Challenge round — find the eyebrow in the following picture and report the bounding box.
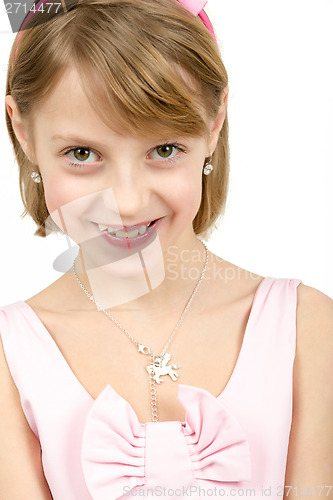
[50,133,187,149]
[51,134,108,149]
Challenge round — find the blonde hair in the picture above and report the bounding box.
[5,0,229,240]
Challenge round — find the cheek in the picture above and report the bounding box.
[167,171,203,219]
[43,182,65,215]
[42,173,91,239]
[43,175,79,214]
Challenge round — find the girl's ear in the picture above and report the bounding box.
[207,85,229,155]
[5,95,36,163]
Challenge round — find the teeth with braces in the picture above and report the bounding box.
[98,223,149,239]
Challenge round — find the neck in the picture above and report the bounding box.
[71,235,209,317]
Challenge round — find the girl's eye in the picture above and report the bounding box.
[149,144,186,163]
[63,143,186,169]
[64,147,100,168]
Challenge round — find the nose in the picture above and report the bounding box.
[102,163,152,219]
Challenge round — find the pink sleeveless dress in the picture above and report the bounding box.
[0,276,302,499]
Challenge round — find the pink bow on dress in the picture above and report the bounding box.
[81,384,251,500]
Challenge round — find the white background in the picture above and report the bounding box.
[0,0,332,305]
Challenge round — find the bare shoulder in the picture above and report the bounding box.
[296,282,333,327]
[284,283,333,496]
[294,281,333,407]
[295,283,333,376]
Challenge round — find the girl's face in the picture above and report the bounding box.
[7,68,227,268]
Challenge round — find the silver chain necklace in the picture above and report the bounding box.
[72,240,209,422]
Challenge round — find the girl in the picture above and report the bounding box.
[1,0,332,499]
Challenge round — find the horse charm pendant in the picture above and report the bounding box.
[146,353,179,383]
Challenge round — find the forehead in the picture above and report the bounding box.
[34,68,110,135]
[32,63,210,142]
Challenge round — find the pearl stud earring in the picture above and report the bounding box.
[31,170,42,183]
[203,154,213,175]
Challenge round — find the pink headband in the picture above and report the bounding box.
[14,0,216,60]
[178,0,217,43]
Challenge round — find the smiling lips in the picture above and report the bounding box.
[97,219,159,239]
